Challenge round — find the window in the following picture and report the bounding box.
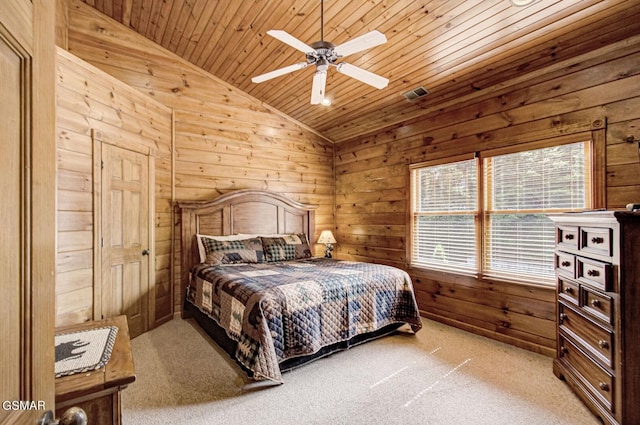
[412,157,478,274]
[410,140,593,285]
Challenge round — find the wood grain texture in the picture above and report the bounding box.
[0,1,57,422]
[56,47,173,328]
[335,43,640,354]
[55,315,135,400]
[177,189,317,315]
[57,0,640,354]
[64,0,335,315]
[550,212,640,425]
[76,0,640,143]
[55,315,135,425]
[100,143,150,338]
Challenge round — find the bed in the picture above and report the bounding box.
[178,189,422,383]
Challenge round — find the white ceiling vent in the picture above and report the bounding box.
[403,86,430,101]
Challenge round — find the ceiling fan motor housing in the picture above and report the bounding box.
[252,20,389,103]
[307,40,339,67]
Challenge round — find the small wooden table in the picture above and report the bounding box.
[55,315,136,425]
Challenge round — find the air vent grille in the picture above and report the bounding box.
[403,86,430,101]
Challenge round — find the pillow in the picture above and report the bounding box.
[261,233,312,262]
[196,234,252,264]
[201,237,265,265]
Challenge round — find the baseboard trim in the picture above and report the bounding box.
[421,311,555,357]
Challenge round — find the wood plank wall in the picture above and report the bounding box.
[62,0,335,317]
[335,35,640,356]
[57,0,639,355]
[56,48,173,327]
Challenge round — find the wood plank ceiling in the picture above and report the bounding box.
[78,0,640,143]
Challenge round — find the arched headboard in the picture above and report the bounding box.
[177,189,317,311]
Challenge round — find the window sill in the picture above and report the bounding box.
[407,264,556,290]
[407,264,478,279]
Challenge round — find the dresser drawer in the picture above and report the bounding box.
[559,336,614,412]
[557,225,579,250]
[556,252,575,279]
[558,279,579,305]
[559,303,613,367]
[576,256,612,292]
[580,226,612,257]
[582,286,614,325]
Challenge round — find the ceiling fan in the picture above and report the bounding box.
[251,0,389,104]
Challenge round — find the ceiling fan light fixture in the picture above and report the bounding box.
[316,58,329,72]
[252,0,389,104]
[311,70,328,104]
[509,0,535,6]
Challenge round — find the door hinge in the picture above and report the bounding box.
[101,237,104,248]
[101,160,104,169]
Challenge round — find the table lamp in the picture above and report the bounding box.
[317,230,337,258]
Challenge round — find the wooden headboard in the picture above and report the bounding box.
[177,189,317,309]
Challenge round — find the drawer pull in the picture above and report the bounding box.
[591,299,601,308]
[598,340,610,350]
[564,287,573,294]
[560,346,568,355]
[564,234,575,240]
[559,313,568,323]
[591,237,605,244]
[587,269,600,277]
[599,382,610,392]
[561,261,571,267]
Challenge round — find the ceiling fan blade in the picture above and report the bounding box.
[252,62,308,83]
[336,62,388,89]
[310,70,327,104]
[267,30,315,54]
[333,30,387,57]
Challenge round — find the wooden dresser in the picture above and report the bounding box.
[55,315,136,425]
[549,211,640,425]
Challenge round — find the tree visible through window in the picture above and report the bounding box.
[410,141,592,285]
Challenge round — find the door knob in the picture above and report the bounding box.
[142,249,150,256]
[39,408,87,425]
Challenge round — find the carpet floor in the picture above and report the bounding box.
[122,317,600,425]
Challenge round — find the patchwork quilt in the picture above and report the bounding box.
[187,258,422,382]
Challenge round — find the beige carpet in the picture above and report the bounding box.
[122,317,600,425]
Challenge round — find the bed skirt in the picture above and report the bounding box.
[184,298,404,380]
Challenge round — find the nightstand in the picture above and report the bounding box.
[55,315,136,425]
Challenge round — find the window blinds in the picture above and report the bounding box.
[483,142,588,282]
[412,159,478,273]
[410,141,590,285]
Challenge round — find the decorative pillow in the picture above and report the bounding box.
[196,234,247,263]
[261,233,312,262]
[201,237,265,265]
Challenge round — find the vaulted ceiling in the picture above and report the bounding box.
[79,0,640,143]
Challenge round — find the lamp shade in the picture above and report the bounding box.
[317,230,337,244]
